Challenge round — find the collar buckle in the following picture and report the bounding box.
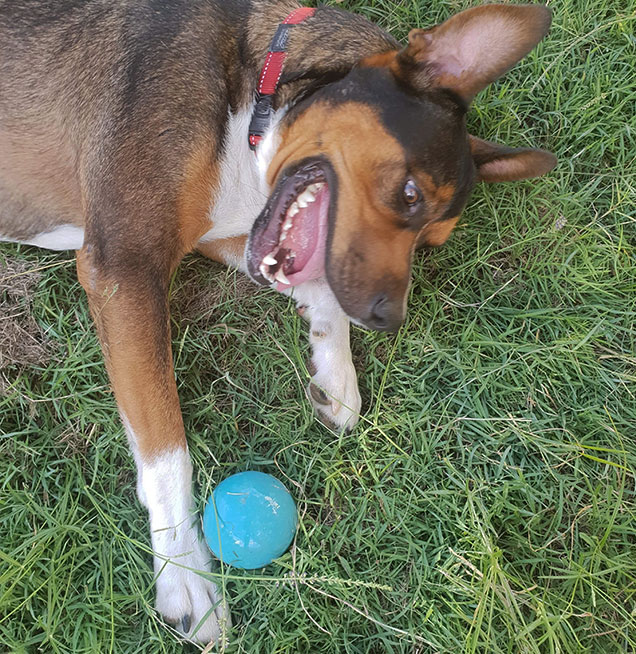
[248,95,273,151]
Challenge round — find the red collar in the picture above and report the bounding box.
[248,7,316,151]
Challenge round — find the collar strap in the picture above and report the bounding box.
[248,7,316,151]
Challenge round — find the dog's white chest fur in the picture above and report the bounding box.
[199,105,282,244]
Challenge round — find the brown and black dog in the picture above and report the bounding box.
[0,0,556,643]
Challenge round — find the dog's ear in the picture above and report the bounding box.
[470,135,556,182]
[396,4,551,102]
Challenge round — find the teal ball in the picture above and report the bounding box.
[203,471,298,569]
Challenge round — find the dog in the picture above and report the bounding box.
[0,0,556,643]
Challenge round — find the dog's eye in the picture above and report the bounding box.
[403,180,422,210]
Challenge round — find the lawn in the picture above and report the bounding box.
[1,0,635,652]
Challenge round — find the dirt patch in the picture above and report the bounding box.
[170,255,263,328]
[0,258,59,393]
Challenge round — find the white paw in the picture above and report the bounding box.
[307,358,361,430]
[154,535,231,644]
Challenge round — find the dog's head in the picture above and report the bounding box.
[247,4,556,331]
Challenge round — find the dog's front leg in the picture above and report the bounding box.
[76,248,229,644]
[286,279,362,430]
[198,236,361,430]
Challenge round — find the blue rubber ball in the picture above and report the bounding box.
[203,471,298,569]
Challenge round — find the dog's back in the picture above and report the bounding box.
[0,0,250,247]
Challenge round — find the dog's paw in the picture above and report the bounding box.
[307,359,361,430]
[154,537,230,644]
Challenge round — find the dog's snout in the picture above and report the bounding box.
[368,293,403,332]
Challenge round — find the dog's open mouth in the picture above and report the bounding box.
[247,161,331,289]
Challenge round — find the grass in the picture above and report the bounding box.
[1,0,635,652]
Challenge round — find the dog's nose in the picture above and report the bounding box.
[367,293,403,332]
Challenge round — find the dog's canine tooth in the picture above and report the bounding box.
[259,263,274,281]
[263,253,277,266]
[275,268,290,285]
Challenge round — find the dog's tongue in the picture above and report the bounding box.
[276,185,330,289]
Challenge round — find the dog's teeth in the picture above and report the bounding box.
[263,253,277,266]
[275,268,290,285]
[282,216,293,231]
[288,202,300,217]
[307,183,322,193]
[279,224,292,246]
[297,189,315,207]
[259,263,274,281]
